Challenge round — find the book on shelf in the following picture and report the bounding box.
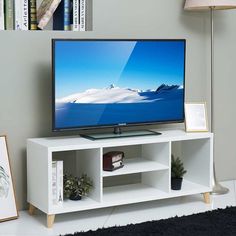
[37,0,61,30]
[80,0,85,31]
[56,160,63,205]
[80,0,92,31]
[15,0,29,30]
[0,0,4,30]
[14,1,21,30]
[53,0,71,31]
[52,160,63,205]
[0,0,92,31]
[36,0,52,30]
[5,0,14,30]
[52,161,57,205]
[73,0,79,31]
[30,0,37,30]
[22,0,29,30]
[85,0,92,31]
[69,0,72,29]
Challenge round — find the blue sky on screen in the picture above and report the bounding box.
[55,40,185,98]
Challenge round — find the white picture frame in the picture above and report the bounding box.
[185,103,208,132]
[0,135,18,222]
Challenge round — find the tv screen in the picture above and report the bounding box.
[52,39,185,131]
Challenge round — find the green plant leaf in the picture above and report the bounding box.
[171,155,187,178]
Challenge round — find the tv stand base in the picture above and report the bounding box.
[27,130,213,228]
[81,129,161,140]
[28,192,211,228]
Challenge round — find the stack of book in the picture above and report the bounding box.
[0,0,92,31]
[52,160,63,205]
[0,0,30,30]
[52,0,92,31]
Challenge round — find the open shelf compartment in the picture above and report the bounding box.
[49,147,103,212]
[103,169,170,205]
[75,148,103,203]
[171,138,213,190]
[102,142,170,177]
[103,183,168,206]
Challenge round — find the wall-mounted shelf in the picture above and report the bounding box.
[0,0,93,32]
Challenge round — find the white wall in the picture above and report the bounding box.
[0,0,235,210]
[213,10,236,181]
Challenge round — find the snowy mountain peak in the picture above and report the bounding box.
[155,84,180,93]
[108,84,116,89]
[56,84,183,104]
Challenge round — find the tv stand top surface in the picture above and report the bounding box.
[27,129,213,151]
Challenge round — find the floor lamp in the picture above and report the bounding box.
[184,0,236,194]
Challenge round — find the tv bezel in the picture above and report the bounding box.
[52,38,186,132]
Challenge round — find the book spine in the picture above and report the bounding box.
[80,0,85,31]
[52,161,57,205]
[37,0,52,20]
[21,0,28,30]
[14,0,22,30]
[0,0,4,30]
[38,0,61,30]
[56,161,63,205]
[52,0,63,30]
[85,0,92,31]
[64,0,70,30]
[4,0,14,30]
[73,0,79,31]
[69,0,72,30]
[30,0,37,30]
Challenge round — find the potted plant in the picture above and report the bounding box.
[171,155,187,190]
[63,174,93,200]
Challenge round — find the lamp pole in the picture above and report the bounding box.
[210,7,229,195]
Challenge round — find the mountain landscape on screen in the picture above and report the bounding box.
[56,84,183,104]
[55,84,184,128]
[57,84,183,104]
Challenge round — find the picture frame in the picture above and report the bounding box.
[185,102,209,132]
[0,135,18,222]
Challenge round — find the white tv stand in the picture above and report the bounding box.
[27,130,213,228]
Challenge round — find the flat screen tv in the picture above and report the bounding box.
[52,39,186,135]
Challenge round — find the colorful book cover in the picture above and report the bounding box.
[22,0,29,30]
[30,0,37,30]
[0,0,4,30]
[73,0,79,31]
[53,0,70,30]
[37,0,61,30]
[80,0,85,31]
[4,0,14,30]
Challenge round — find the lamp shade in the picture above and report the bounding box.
[184,0,236,10]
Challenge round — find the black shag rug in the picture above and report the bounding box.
[63,206,236,236]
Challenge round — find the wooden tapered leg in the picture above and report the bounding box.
[28,203,36,215]
[203,192,211,204]
[47,214,55,228]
